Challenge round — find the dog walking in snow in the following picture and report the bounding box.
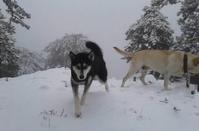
[69,41,109,118]
[113,47,199,90]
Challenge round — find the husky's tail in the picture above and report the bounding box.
[113,47,132,58]
[86,41,103,58]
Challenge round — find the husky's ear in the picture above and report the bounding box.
[69,51,76,60]
[88,51,95,61]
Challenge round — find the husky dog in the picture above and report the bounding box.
[113,47,199,90]
[69,41,109,118]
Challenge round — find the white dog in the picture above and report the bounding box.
[114,47,199,90]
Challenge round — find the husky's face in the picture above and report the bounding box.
[70,51,94,81]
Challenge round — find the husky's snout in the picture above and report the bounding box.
[79,74,85,80]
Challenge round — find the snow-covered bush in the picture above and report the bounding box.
[44,34,88,68]
[16,47,46,75]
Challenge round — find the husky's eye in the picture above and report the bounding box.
[76,64,81,69]
[75,65,81,70]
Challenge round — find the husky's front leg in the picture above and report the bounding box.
[105,82,109,92]
[80,77,92,105]
[71,81,81,118]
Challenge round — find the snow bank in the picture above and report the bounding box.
[0,68,199,131]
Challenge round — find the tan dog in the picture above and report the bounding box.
[113,47,199,90]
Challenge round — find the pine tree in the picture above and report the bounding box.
[0,10,18,77]
[151,0,178,9]
[125,6,174,52]
[0,1,30,78]
[173,0,199,53]
[3,0,31,29]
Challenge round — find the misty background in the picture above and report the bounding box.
[1,0,180,78]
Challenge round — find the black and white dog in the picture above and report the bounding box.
[69,41,109,118]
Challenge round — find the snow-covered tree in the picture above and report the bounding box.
[0,1,30,78]
[151,0,179,9]
[125,6,174,52]
[3,0,31,29]
[173,0,199,53]
[0,10,18,78]
[16,47,46,75]
[44,34,88,68]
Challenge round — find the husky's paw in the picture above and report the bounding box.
[75,112,82,118]
[121,84,125,88]
[191,90,195,95]
[121,85,131,88]
[105,87,109,92]
[161,88,172,91]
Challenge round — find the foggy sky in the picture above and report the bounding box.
[1,0,180,78]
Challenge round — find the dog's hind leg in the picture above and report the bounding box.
[80,77,93,106]
[140,69,148,85]
[163,73,170,90]
[121,65,138,87]
[97,80,109,92]
[185,73,190,88]
[71,82,81,118]
[97,69,109,92]
[100,80,109,92]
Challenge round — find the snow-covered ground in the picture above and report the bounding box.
[0,68,199,131]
